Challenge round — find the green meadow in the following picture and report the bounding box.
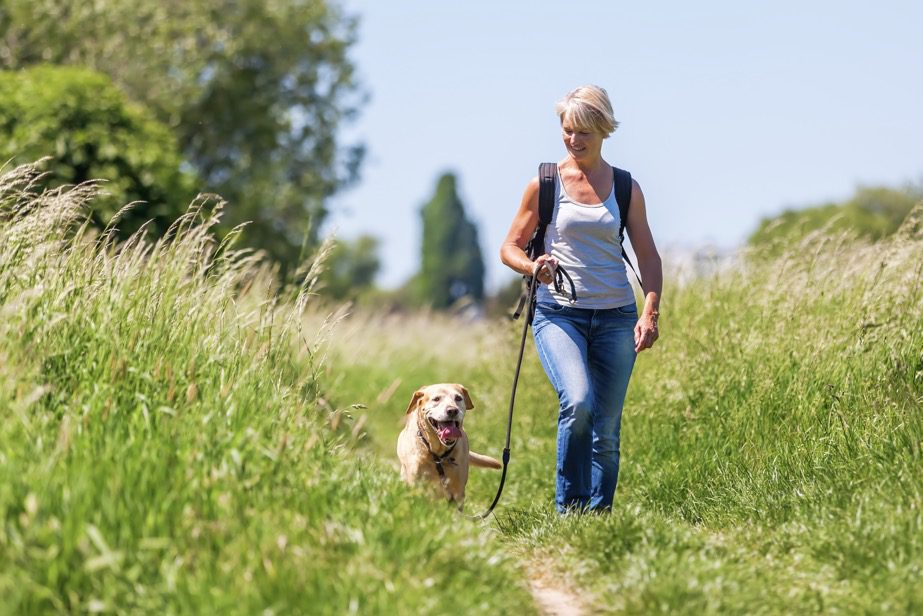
[1,163,921,614]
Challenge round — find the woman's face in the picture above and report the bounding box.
[561,119,603,161]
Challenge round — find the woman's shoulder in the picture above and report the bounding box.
[630,177,644,201]
[522,174,541,198]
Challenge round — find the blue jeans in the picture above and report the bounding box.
[532,301,638,512]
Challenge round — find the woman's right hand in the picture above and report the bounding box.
[532,254,558,285]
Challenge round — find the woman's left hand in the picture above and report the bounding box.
[634,312,659,352]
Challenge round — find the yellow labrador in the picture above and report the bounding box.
[397,383,501,509]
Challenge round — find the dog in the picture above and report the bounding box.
[397,383,501,509]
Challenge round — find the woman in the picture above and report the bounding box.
[500,85,662,513]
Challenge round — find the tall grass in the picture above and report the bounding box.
[4,156,920,613]
[0,163,534,614]
[324,207,923,614]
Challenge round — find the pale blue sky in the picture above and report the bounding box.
[329,1,923,290]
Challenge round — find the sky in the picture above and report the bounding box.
[328,0,923,290]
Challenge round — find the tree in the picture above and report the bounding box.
[0,0,364,270]
[318,235,381,300]
[0,66,196,236]
[416,172,485,309]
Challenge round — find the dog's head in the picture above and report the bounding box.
[405,383,474,446]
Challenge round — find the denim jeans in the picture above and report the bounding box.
[532,301,638,512]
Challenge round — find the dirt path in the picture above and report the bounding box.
[528,572,587,616]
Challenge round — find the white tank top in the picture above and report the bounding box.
[536,170,636,309]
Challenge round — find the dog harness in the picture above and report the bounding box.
[416,427,458,503]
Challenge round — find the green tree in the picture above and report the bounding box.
[0,65,196,236]
[0,0,364,270]
[416,172,485,309]
[319,235,381,300]
[749,184,923,253]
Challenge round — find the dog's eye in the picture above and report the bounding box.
[454,395,463,402]
[432,395,442,402]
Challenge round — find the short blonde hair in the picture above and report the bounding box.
[555,85,619,137]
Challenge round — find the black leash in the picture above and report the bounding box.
[473,265,575,520]
[511,262,577,320]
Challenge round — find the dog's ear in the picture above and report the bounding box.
[455,384,474,410]
[405,390,425,415]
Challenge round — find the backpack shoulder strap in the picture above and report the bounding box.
[538,162,557,226]
[612,166,644,291]
[512,163,558,321]
[612,166,632,241]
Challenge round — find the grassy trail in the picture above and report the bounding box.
[323,211,923,614]
[2,162,921,613]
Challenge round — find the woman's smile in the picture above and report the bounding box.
[562,121,602,158]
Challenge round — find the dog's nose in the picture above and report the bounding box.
[446,407,459,418]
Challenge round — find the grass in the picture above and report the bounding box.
[0,163,534,614]
[3,158,922,613]
[321,209,923,613]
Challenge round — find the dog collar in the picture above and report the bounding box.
[417,428,457,467]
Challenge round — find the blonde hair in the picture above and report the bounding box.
[555,85,619,137]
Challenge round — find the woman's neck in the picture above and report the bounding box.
[564,153,608,177]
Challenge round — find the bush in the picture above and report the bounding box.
[0,65,197,237]
[748,184,923,255]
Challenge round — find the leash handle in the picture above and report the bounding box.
[512,262,577,321]
[551,264,577,306]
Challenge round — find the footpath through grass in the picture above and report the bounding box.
[3,159,921,613]
[323,210,923,614]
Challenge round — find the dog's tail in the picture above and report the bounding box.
[469,451,502,470]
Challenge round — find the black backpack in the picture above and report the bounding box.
[512,162,642,320]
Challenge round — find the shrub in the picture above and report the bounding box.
[0,65,197,237]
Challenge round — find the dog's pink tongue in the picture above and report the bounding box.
[439,424,462,441]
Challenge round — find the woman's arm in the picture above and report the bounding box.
[625,180,663,352]
[500,177,557,284]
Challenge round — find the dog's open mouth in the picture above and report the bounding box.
[428,417,462,443]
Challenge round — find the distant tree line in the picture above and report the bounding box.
[9,0,913,310]
[748,184,923,254]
